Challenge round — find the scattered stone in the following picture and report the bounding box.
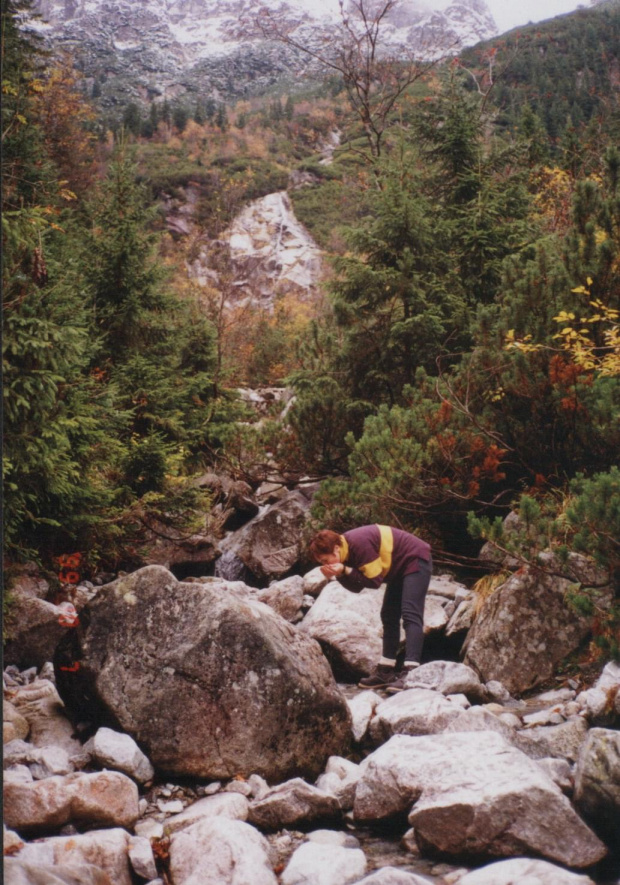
[218,490,310,582]
[128,836,158,880]
[353,870,432,885]
[457,857,596,884]
[348,691,384,743]
[299,582,385,679]
[523,708,565,727]
[169,816,277,885]
[576,662,620,726]
[248,778,340,830]
[306,829,360,848]
[85,727,154,784]
[10,680,82,758]
[422,595,449,633]
[4,771,139,835]
[4,858,114,885]
[303,568,330,597]
[353,732,606,868]
[574,727,620,844]
[134,819,164,841]
[281,841,367,885]
[164,793,249,835]
[157,799,184,814]
[256,576,305,622]
[445,594,476,636]
[4,700,30,744]
[519,715,589,764]
[485,681,511,702]
[316,757,361,811]
[248,773,270,800]
[535,758,574,795]
[401,661,487,702]
[369,688,463,743]
[12,827,133,885]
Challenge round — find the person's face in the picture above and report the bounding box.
[316,548,340,566]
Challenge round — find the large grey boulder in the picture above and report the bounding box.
[353,732,606,868]
[463,565,600,694]
[299,583,384,678]
[4,771,139,835]
[280,842,367,885]
[55,566,350,781]
[218,490,310,581]
[574,727,620,844]
[519,715,589,764]
[458,857,596,884]
[9,828,133,885]
[169,816,277,885]
[248,778,340,829]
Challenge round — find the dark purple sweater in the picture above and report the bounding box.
[338,524,431,593]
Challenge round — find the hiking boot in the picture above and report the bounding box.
[358,665,398,689]
[385,666,418,694]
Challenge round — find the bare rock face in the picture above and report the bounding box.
[353,732,606,868]
[4,700,30,744]
[280,841,367,885]
[54,566,350,781]
[218,491,310,582]
[4,771,139,835]
[463,566,600,694]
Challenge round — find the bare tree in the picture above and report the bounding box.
[254,0,448,161]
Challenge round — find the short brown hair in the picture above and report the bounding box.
[308,530,341,561]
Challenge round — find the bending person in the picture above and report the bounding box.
[309,524,432,692]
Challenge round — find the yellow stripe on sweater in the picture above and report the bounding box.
[360,525,394,580]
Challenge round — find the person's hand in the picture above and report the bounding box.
[320,562,345,579]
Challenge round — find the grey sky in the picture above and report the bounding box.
[484,0,585,33]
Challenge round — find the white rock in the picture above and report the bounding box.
[457,857,596,884]
[281,842,366,885]
[402,661,486,702]
[248,778,340,829]
[427,575,469,600]
[134,819,165,841]
[519,715,589,763]
[164,792,249,835]
[347,690,383,743]
[302,567,330,597]
[445,594,476,636]
[523,708,565,727]
[224,780,253,797]
[574,727,620,843]
[369,688,463,743]
[576,662,620,724]
[422,595,449,633]
[4,765,34,785]
[14,827,133,885]
[4,700,30,744]
[306,829,359,848]
[169,816,277,885]
[497,713,522,729]
[536,758,574,794]
[316,756,361,811]
[353,732,606,868]
[10,680,82,757]
[485,681,511,702]
[129,835,158,880]
[28,745,73,780]
[248,773,270,800]
[446,694,470,709]
[299,583,385,677]
[156,799,184,814]
[85,727,154,784]
[354,868,435,884]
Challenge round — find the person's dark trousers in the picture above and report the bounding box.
[380,557,432,664]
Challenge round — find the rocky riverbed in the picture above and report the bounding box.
[4,538,620,885]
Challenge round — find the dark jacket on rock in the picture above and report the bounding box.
[337,524,431,593]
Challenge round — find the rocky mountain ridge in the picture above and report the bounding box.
[28,0,498,106]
